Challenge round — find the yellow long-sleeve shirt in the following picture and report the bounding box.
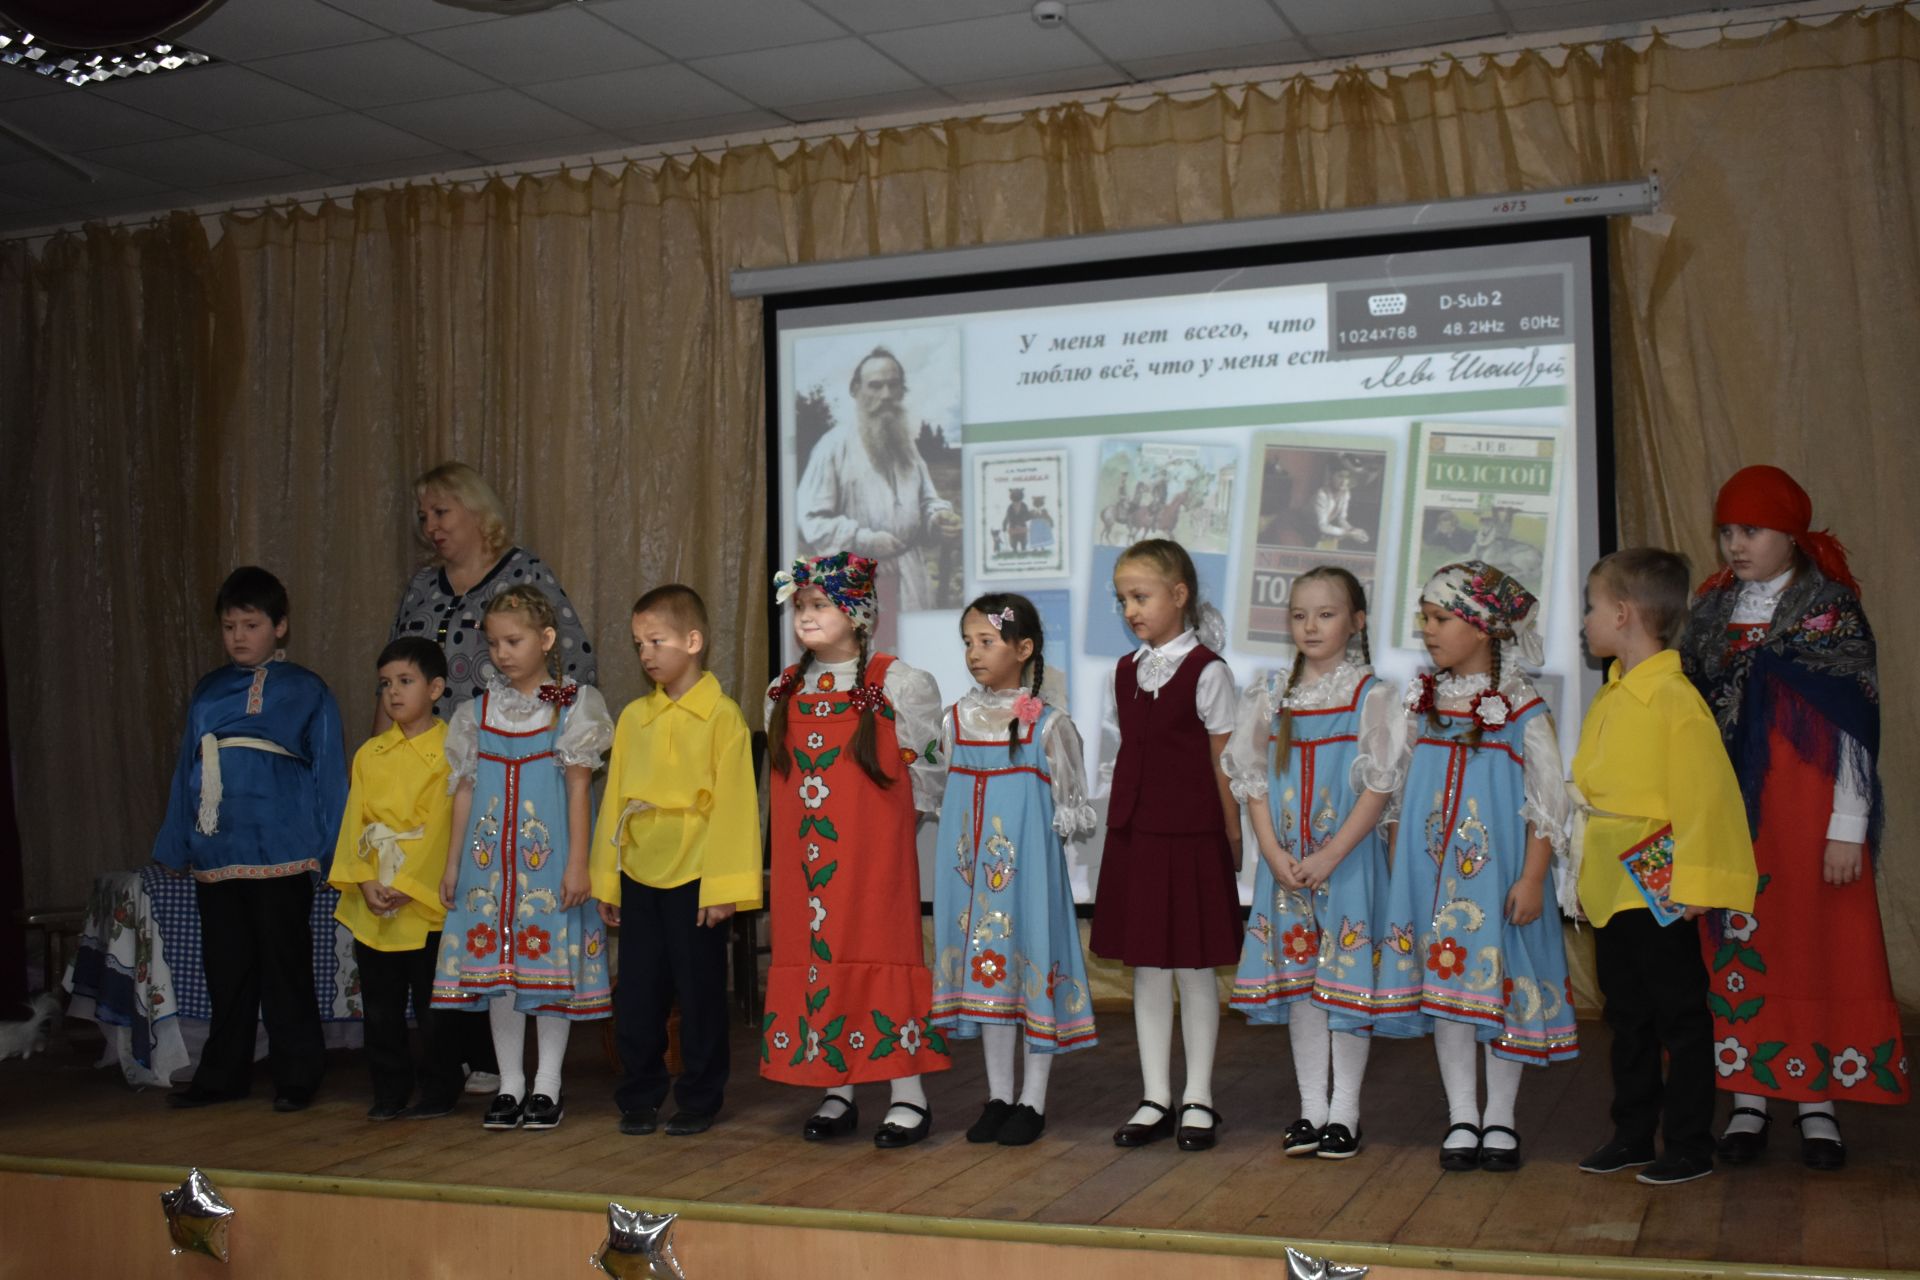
[590,672,763,911]
[1572,650,1757,926]
[328,721,453,951]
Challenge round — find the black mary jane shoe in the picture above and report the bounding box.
[802,1096,858,1142]
[1113,1099,1175,1148]
[483,1093,525,1131]
[1175,1103,1223,1152]
[1282,1118,1323,1157]
[1478,1125,1523,1172]
[873,1102,933,1149]
[1316,1123,1362,1160]
[1794,1114,1846,1171]
[997,1104,1047,1147]
[967,1099,1015,1144]
[1439,1122,1482,1171]
[521,1093,565,1130]
[1716,1106,1770,1164]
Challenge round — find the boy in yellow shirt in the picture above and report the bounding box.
[330,638,465,1121]
[1572,549,1756,1186]
[593,585,762,1137]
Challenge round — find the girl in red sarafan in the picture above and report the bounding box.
[1682,466,1909,1171]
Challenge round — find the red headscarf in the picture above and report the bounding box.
[1701,465,1859,595]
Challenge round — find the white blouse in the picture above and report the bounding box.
[762,655,947,815]
[1107,628,1237,735]
[1221,663,1405,803]
[937,686,1097,840]
[1385,670,1571,858]
[1731,570,1869,843]
[445,679,614,788]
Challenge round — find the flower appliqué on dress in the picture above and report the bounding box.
[465,923,497,958]
[798,774,831,809]
[1469,689,1511,730]
[816,672,837,693]
[1427,936,1466,980]
[1714,1036,1748,1077]
[1281,923,1320,965]
[972,950,1007,988]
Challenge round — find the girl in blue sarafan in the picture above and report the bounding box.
[1375,561,1575,1174]
[931,593,1099,1149]
[1221,567,1402,1161]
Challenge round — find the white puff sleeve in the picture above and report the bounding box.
[1042,711,1097,840]
[1195,659,1238,736]
[554,685,615,771]
[1520,711,1571,857]
[1221,676,1278,802]
[884,660,947,815]
[444,700,480,792]
[1350,680,1409,796]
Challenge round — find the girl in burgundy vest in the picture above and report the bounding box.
[1090,539,1243,1151]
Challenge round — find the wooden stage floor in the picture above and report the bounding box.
[6,1012,1917,1274]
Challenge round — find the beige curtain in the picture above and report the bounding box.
[2,13,1914,1007]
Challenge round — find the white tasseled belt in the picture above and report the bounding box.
[195,735,301,836]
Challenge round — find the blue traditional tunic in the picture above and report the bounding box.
[1375,675,1577,1064]
[931,690,1098,1054]
[433,681,613,1021]
[1223,664,1399,1032]
[152,655,347,882]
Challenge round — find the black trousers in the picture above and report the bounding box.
[613,877,730,1117]
[1595,909,1715,1162]
[354,934,464,1108]
[190,874,325,1100]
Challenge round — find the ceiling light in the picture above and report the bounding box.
[0,23,213,88]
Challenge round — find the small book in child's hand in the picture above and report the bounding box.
[1619,826,1683,926]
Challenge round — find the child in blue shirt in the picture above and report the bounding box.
[153,566,348,1112]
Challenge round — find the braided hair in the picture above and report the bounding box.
[1273,566,1372,776]
[766,649,816,779]
[483,585,562,681]
[961,593,1045,757]
[846,627,895,787]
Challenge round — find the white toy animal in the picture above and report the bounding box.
[0,992,62,1061]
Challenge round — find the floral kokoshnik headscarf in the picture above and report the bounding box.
[774,551,880,632]
[1421,559,1545,667]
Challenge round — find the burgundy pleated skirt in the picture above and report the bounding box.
[1089,825,1242,969]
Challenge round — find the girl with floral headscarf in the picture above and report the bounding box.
[1683,467,1906,1171]
[760,552,951,1148]
[1375,561,1576,1173]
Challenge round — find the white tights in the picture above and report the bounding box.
[1434,1019,1523,1151]
[1288,1001,1371,1131]
[1724,1093,1839,1142]
[812,1075,931,1128]
[982,1023,1058,1113]
[1125,966,1221,1130]
[487,996,572,1100]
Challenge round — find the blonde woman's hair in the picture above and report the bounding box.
[413,461,511,558]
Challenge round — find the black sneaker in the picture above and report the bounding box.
[1636,1151,1714,1186]
[366,1100,407,1122]
[483,1093,524,1131]
[1282,1118,1322,1157]
[522,1093,565,1130]
[1579,1137,1656,1174]
[997,1104,1047,1147]
[967,1099,1014,1144]
[1316,1123,1362,1160]
[619,1106,659,1136]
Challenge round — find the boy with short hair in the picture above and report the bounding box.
[592,585,762,1136]
[329,637,464,1120]
[1572,548,1757,1185]
[153,566,348,1111]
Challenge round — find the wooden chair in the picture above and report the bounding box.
[16,905,84,996]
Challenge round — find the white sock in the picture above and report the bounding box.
[814,1085,854,1119]
[1288,1001,1332,1127]
[982,1024,1018,1104]
[1725,1092,1769,1137]
[487,996,527,1099]
[1797,1100,1839,1143]
[1018,1047,1054,1115]
[1434,1019,1480,1149]
[885,1074,929,1128]
[1175,967,1220,1125]
[532,1016,570,1099]
[1127,966,1175,1126]
[1328,1030,1370,1132]
[1480,1043,1523,1151]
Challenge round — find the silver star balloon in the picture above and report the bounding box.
[591,1202,686,1279]
[1285,1246,1369,1280]
[160,1168,235,1262]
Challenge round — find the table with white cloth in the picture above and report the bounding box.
[64,865,367,1087]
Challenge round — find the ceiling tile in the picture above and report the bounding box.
[805,0,1035,35]
[0,91,193,153]
[782,87,956,124]
[220,113,446,170]
[522,63,751,130]
[0,130,36,164]
[413,8,667,85]
[1304,14,1508,58]
[621,108,789,145]
[84,133,306,188]
[1118,41,1314,80]
[690,39,922,108]
[0,69,70,103]
[1069,0,1298,60]
[176,0,386,60]
[317,0,503,34]
[942,63,1124,104]
[870,13,1110,83]
[587,0,846,58]
[73,191,203,223]
[464,128,632,164]
[368,87,594,150]
[1276,0,1493,35]
[325,150,479,184]
[96,64,336,132]
[0,155,170,205]
[253,37,499,109]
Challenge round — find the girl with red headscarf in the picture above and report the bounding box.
[1681,466,1907,1171]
